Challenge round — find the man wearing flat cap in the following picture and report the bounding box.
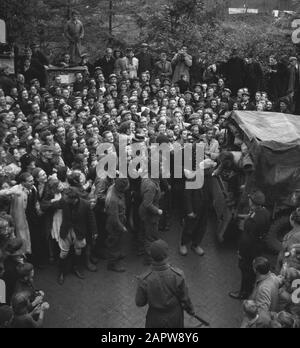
[239,91,256,111]
[135,239,195,328]
[154,52,173,81]
[287,56,300,114]
[229,190,271,300]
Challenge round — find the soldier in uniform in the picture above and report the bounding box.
[229,191,271,300]
[105,178,129,273]
[139,178,162,265]
[135,240,195,328]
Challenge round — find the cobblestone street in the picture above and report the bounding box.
[36,214,243,328]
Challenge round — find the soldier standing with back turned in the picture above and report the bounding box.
[135,240,195,328]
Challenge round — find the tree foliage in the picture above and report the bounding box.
[0,0,298,62]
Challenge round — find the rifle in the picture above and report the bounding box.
[191,314,210,328]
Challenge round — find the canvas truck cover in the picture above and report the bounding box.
[230,111,300,205]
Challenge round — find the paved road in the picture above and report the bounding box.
[36,214,243,328]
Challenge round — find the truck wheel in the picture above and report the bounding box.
[265,216,291,255]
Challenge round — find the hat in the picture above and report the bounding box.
[5,238,23,255]
[121,110,132,118]
[109,74,117,79]
[30,78,39,85]
[291,208,300,225]
[16,263,34,277]
[30,43,39,49]
[115,178,130,193]
[242,91,250,96]
[224,88,232,94]
[184,90,193,95]
[32,167,44,180]
[188,113,200,122]
[163,79,171,86]
[80,53,89,58]
[132,131,146,143]
[156,134,170,145]
[249,191,266,206]
[279,97,290,106]
[94,67,103,73]
[150,240,169,262]
[289,57,298,62]
[141,43,149,48]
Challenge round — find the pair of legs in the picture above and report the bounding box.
[229,257,256,300]
[57,230,86,285]
[106,226,125,273]
[142,218,160,265]
[180,212,208,256]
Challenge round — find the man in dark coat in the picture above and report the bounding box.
[57,188,98,285]
[136,43,155,77]
[94,48,115,80]
[30,43,49,67]
[287,57,300,115]
[244,56,263,99]
[105,178,129,273]
[190,51,207,86]
[136,239,195,328]
[220,49,246,95]
[266,55,289,102]
[139,178,162,265]
[239,91,256,111]
[0,66,16,95]
[229,191,271,300]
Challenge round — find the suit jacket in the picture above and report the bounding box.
[95,56,115,79]
[136,52,155,75]
[60,198,97,241]
[154,60,173,79]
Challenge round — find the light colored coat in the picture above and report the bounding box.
[250,273,281,312]
[0,185,31,254]
[171,53,193,83]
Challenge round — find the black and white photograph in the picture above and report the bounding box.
[0,0,300,331]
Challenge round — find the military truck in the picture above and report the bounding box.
[213,111,300,253]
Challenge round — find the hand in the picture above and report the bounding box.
[158,209,163,216]
[32,296,43,308]
[188,212,196,219]
[123,227,128,233]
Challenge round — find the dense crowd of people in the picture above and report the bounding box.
[0,16,300,327]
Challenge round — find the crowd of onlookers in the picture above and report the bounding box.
[0,39,300,328]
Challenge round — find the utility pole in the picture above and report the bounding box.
[109,0,113,36]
